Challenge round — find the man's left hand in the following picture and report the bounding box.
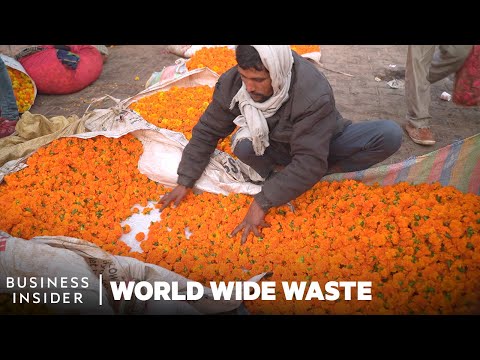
[231,200,270,244]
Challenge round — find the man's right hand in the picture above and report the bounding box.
[158,185,191,212]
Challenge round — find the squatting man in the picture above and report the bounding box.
[160,45,403,244]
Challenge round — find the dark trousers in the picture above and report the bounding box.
[0,57,20,120]
[233,119,403,178]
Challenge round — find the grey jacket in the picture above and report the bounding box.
[177,52,351,211]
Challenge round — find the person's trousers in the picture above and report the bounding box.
[405,45,473,128]
[0,57,20,120]
[233,119,403,178]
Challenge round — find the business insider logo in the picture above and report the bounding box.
[6,276,89,304]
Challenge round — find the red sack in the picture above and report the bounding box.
[19,45,103,95]
[453,45,480,106]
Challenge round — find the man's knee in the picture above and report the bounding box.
[233,139,255,161]
[381,120,403,155]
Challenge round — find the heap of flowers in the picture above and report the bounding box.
[186,46,237,75]
[290,45,321,55]
[0,135,165,255]
[186,45,321,75]
[128,85,234,155]
[143,180,480,315]
[2,135,478,315]
[6,67,35,113]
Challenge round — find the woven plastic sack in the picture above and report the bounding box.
[14,46,45,61]
[0,233,254,314]
[19,45,103,95]
[145,59,188,89]
[453,45,480,106]
[0,54,37,113]
[93,45,109,57]
[166,45,192,58]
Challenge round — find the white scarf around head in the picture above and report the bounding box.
[230,45,293,156]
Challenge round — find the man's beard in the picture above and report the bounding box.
[249,92,271,103]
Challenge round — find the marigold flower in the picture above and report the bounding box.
[6,67,35,113]
[135,232,145,242]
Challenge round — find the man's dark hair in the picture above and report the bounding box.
[236,45,266,71]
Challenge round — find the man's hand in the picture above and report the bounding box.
[158,185,191,211]
[231,200,270,244]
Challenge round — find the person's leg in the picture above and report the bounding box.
[405,45,435,127]
[0,57,20,138]
[404,45,436,145]
[0,57,20,121]
[428,45,473,84]
[233,139,279,178]
[326,120,402,173]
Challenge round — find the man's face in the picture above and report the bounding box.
[238,66,274,103]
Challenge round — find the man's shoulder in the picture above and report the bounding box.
[215,66,242,97]
[293,53,331,91]
[291,54,333,108]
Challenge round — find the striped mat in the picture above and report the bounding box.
[322,133,480,195]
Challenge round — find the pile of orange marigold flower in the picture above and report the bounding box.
[290,45,321,54]
[6,67,35,113]
[129,85,235,155]
[0,135,165,255]
[186,47,238,75]
[1,134,479,315]
[186,45,321,75]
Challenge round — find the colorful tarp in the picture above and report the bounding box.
[323,132,480,195]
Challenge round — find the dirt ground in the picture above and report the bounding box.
[2,45,479,167]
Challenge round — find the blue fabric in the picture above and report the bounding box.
[234,139,291,178]
[327,119,403,172]
[233,119,403,177]
[0,57,19,119]
[56,49,80,70]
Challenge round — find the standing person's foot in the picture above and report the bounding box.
[0,119,18,138]
[404,123,436,145]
